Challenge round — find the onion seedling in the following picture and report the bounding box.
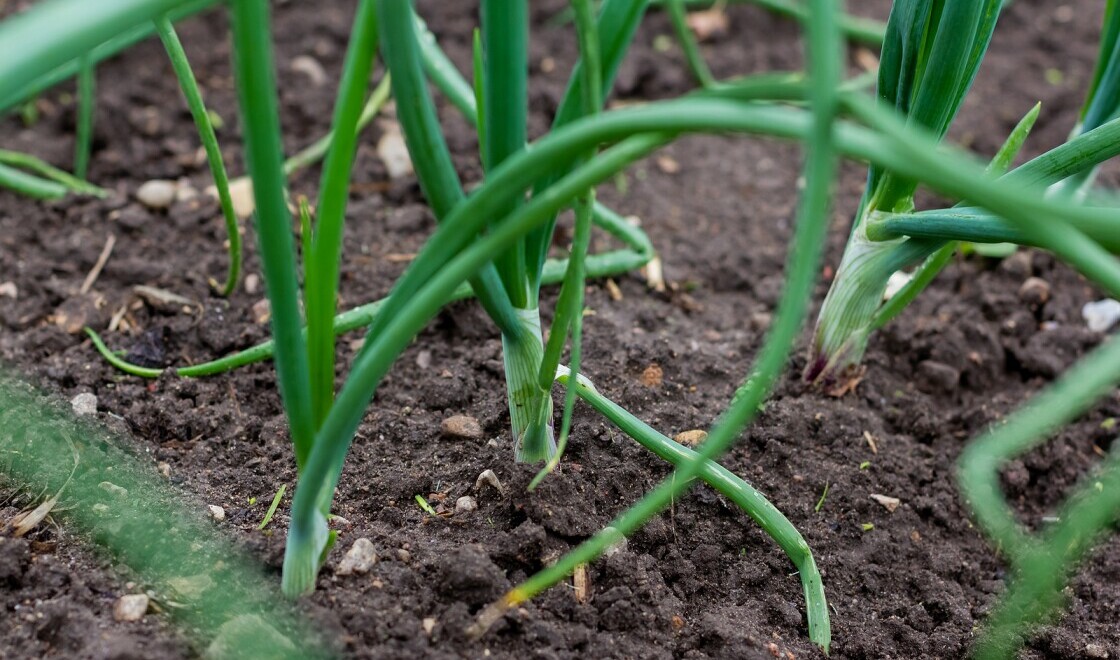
[467,4,842,649]
[811,1,1120,382]
[807,0,1003,384]
[10,2,1120,655]
[21,12,1120,651]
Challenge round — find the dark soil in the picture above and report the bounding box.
[2,1,1119,658]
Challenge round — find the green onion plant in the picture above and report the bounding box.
[809,1,1120,383]
[806,0,1002,383]
[5,1,1120,657]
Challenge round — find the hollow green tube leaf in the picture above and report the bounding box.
[305,0,379,428]
[376,0,522,341]
[228,0,315,468]
[155,16,242,297]
[480,0,530,308]
[0,0,201,104]
[525,0,651,294]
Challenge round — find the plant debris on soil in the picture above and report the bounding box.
[2,1,1119,658]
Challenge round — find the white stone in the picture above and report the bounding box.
[454,496,478,515]
[337,538,377,576]
[113,594,149,622]
[377,124,413,179]
[209,177,256,218]
[292,55,328,86]
[175,183,198,203]
[136,179,177,209]
[71,392,97,417]
[208,505,226,522]
[1083,299,1120,333]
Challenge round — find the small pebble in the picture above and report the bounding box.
[113,594,149,622]
[1083,299,1120,332]
[686,7,729,41]
[397,548,411,563]
[441,415,483,440]
[99,481,128,499]
[1018,277,1051,306]
[243,273,260,295]
[0,281,16,299]
[1000,249,1033,278]
[291,55,328,86]
[869,494,901,513]
[223,178,256,218]
[422,617,437,635]
[377,123,413,179]
[136,179,177,209]
[158,462,171,478]
[175,183,198,203]
[673,430,708,447]
[656,155,680,174]
[168,574,214,600]
[208,505,226,522]
[1085,643,1110,659]
[71,392,98,417]
[53,293,104,334]
[455,496,478,515]
[337,538,377,575]
[252,299,271,325]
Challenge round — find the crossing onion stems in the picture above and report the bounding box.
[467,3,843,649]
[8,2,1120,656]
[554,367,831,648]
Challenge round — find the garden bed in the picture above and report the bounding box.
[1,1,1118,658]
